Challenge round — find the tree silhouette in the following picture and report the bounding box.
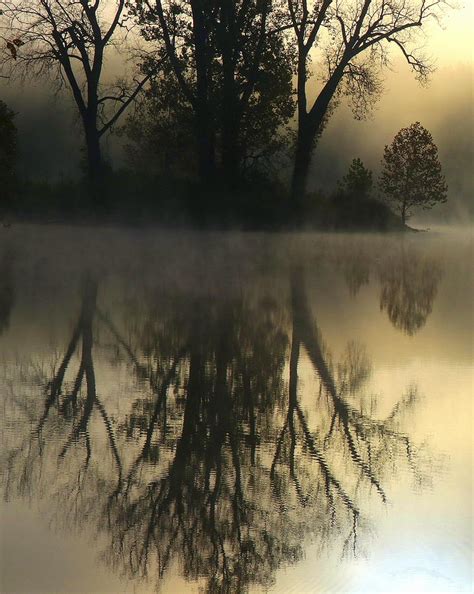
[341,158,373,198]
[331,158,378,227]
[0,0,149,184]
[380,122,448,224]
[129,0,295,186]
[122,77,198,178]
[0,99,16,205]
[287,0,450,203]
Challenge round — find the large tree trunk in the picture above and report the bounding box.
[290,123,315,210]
[221,94,240,186]
[195,116,216,182]
[191,0,216,184]
[83,109,106,208]
[84,124,103,182]
[290,65,345,212]
[84,51,105,188]
[220,3,240,187]
[221,28,240,187]
[401,203,407,226]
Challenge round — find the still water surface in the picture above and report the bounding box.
[0,225,472,593]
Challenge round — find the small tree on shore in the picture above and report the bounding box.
[341,158,373,199]
[287,0,450,203]
[380,122,447,225]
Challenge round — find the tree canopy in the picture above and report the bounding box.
[287,0,449,202]
[0,0,454,222]
[380,122,447,224]
[128,0,295,186]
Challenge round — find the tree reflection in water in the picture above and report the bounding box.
[2,261,432,593]
[339,237,442,335]
[378,242,442,335]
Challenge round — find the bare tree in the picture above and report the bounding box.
[287,0,450,204]
[0,0,150,185]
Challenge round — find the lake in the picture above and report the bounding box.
[0,224,472,593]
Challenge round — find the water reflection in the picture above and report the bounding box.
[338,237,442,335]
[378,241,442,336]
[1,236,439,593]
[340,243,372,298]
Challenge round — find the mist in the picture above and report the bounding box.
[1,1,473,590]
[311,61,474,221]
[2,58,472,221]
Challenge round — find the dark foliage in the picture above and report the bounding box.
[303,190,403,231]
[340,158,373,198]
[128,0,295,186]
[0,1,452,227]
[0,99,16,207]
[0,0,148,184]
[380,122,448,224]
[299,159,403,230]
[288,0,449,201]
[12,169,289,229]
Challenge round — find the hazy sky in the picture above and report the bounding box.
[313,60,473,218]
[309,2,474,218]
[1,1,472,216]
[427,2,473,66]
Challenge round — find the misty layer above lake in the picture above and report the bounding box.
[0,225,472,593]
[4,60,473,221]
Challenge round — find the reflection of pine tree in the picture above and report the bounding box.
[341,246,371,297]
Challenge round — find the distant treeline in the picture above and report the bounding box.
[2,155,410,231]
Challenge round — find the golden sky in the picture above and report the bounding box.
[428,2,473,66]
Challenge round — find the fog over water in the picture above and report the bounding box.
[0,224,472,593]
[1,2,472,590]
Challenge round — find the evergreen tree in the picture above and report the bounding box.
[341,158,373,198]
